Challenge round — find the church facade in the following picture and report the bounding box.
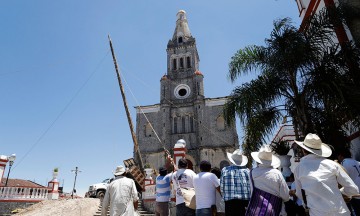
[135,10,239,171]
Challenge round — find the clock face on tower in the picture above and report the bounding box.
[174,84,191,99]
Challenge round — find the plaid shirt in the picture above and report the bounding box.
[220,165,251,201]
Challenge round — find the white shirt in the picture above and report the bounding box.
[215,178,225,213]
[101,176,139,216]
[172,168,196,205]
[294,154,359,216]
[193,172,220,209]
[250,165,290,202]
[341,158,360,199]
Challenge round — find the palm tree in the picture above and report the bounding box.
[224,8,360,154]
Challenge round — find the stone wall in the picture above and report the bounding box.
[0,201,36,215]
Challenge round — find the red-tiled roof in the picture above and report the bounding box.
[0,178,46,188]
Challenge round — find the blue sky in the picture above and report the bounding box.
[1,1,300,196]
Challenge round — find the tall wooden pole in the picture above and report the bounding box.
[108,35,144,170]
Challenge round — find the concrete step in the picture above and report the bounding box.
[95,199,154,216]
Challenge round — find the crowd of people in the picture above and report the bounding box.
[101,133,360,216]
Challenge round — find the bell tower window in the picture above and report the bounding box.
[180,58,184,69]
[187,56,191,68]
[173,59,177,70]
[178,37,183,43]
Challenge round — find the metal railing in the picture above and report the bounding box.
[0,186,48,201]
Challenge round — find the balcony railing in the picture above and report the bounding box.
[0,186,48,201]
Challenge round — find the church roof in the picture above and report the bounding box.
[0,178,46,188]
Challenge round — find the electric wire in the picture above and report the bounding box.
[12,50,111,170]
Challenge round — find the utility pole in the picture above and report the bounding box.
[71,167,81,199]
[108,35,144,170]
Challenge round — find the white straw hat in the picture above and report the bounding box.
[251,145,280,168]
[113,165,126,176]
[294,133,332,158]
[227,149,248,166]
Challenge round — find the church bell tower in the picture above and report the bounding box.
[161,10,204,105]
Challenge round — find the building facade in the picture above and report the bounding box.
[294,0,360,159]
[295,0,360,46]
[135,10,239,171]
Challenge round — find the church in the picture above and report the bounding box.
[135,10,239,171]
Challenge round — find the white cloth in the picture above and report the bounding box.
[250,165,290,202]
[193,172,220,209]
[341,158,360,199]
[172,168,196,205]
[214,178,225,213]
[294,154,359,216]
[101,176,139,216]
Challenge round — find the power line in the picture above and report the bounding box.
[13,50,110,170]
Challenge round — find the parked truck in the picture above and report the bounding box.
[87,178,112,200]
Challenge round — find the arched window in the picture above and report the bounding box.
[178,37,183,43]
[216,116,225,131]
[190,116,194,132]
[145,123,152,137]
[180,58,184,69]
[173,59,177,70]
[187,56,191,68]
[173,117,178,134]
[182,116,186,133]
[220,160,230,169]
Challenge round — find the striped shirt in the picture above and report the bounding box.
[156,173,172,202]
[220,165,251,201]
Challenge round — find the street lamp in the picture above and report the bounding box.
[5,154,16,187]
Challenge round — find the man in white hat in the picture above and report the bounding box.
[220,149,250,216]
[101,165,139,216]
[294,133,359,216]
[248,145,289,215]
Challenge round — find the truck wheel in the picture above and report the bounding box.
[96,191,105,201]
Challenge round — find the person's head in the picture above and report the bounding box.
[294,133,332,158]
[199,160,211,172]
[337,148,352,163]
[178,158,188,169]
[211,167,221,179]
[113,165,126,177]
[226,149,248,166]
[159,167,168,176]
[251,145,280,168]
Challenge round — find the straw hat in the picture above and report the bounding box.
[294,133,332,158]
[113,165,126,176]
[251,145,280,168]
[227,149,248,166]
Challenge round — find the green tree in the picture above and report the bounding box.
[224,8,360,155]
